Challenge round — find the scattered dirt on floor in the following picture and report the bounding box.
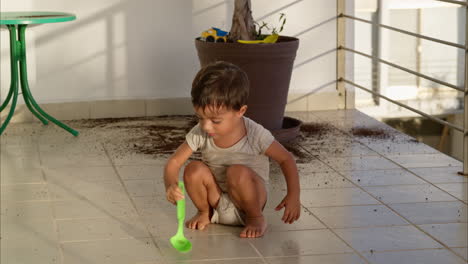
[283,122,420,163]
[73,116,323,163]
[283,143,311,164]
[78,116,325,163]
[74,117,141,128]
[130,116,200,158]
[407,138,419,144]
[69,117,420,164]
[72,115,200,159]
[350,126,422,145]
[132,128,187,155]
[282,122,339,163]
[300,122,334,139]
[350,127,393,140]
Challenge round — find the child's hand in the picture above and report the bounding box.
[275,194,301,224]
[166,183,184,205]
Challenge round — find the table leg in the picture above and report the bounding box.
[17,25,79,136]
[0,26,21,135]
[0,77,14,112]
[14,25,48,125]
[2,25,49,128]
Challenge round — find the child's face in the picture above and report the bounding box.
[195,105,247,139]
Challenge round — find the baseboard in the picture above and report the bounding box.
[1,98,195,123]
[2,92,355,124]
[285,91,355,112]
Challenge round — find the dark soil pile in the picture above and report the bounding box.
[300,122,334,139]
[75,117,141,128]
[283,122,418,162]
[284,143,311,164]
[69,116,420,164]
[350,127,393,140]
[71,117,334,163]
[132,126,189,155]
[282,122,339,163]
[72,115,200,159]
[129,116,199,157]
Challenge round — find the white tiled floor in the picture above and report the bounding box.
[1,110,467,264]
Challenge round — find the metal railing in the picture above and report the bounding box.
[337,0,467,175]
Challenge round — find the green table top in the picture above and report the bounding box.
[0,12,76,25]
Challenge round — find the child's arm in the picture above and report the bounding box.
[265,140,301,224]
[164,141,193,204]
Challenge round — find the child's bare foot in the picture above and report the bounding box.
[186,211,211,230]
[240,215,267,238]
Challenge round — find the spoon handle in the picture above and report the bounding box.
[177,181,185,221]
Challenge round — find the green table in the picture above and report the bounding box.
[0,12,78,136]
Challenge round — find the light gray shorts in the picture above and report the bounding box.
[210,193,245,226]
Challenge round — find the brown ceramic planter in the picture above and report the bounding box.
[271,116,302,144]
[195,36,299,133]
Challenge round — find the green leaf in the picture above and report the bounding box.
[253,13,287,36]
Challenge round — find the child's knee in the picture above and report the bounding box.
[226,165,255,187]
[183,161,207,182]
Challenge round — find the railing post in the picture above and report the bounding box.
[463,4,468,176]
[337,0,346,109]
[371,0,382,105]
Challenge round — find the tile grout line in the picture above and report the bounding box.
[303,200,468,208]
[59,236,154,244]
[36,141,65,264]
[273,171,465,188]
[11,112,466,262]
[304,203,467,225]
[102,142,170,264]
[297,182,448,189]
[300,146,468,262]
[308,112,467,205]
[329,116,467,205]
[247,241,269,264]
[276,133,373,263]
[299,205,372,264]
[297,113,468,261]
[172,256,268,263]
[355,143,467,205]
[260,252,368,260]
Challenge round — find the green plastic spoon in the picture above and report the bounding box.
[170,181,192,252]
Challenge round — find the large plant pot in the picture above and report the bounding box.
[195,36,299,132]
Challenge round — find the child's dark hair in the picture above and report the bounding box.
[191,61,249,112]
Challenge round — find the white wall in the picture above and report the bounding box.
[1,0,346,115]
[1,0,196,104]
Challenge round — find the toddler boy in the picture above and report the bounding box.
[164,61,300,238]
